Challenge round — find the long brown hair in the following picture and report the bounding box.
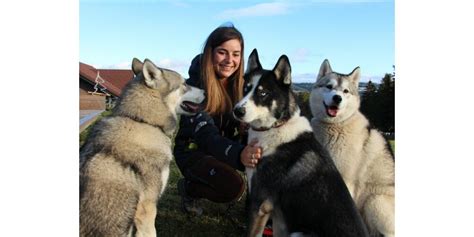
[201,25,245,116]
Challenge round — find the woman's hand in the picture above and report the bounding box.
[240,139,262,168]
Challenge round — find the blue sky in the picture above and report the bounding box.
[80,0,394,83]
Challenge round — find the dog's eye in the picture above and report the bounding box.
[343,89,349,93]
[326,85,333,90]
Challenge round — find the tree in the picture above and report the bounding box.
[360,72,395,135]
[376,73,395,134]
[295,91,312,120]
[360,80,378,125]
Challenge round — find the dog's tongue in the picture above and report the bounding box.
[327,106,338,117]
[183,101,201,113]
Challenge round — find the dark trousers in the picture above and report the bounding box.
[178,152,245,203]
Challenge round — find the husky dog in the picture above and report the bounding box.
[80,58,205,237]
[309,59,395,237]
[233,49,369,237]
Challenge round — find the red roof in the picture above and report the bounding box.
[80,62,134,97]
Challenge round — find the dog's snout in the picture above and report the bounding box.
[333,95,342,104]
[233,106,246,118]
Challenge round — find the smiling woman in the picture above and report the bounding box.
[171,24,264,219]
[200,25,245,115]
[212,39,242,80]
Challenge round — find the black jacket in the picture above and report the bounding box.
[173,54,246,171]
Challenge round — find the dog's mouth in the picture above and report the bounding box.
[324,102,339,117]
[181,101,203,113]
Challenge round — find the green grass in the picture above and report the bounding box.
[155,160,248,236]
[388,140,395,151]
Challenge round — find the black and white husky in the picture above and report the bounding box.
[233,49,369,237]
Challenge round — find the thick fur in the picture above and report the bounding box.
[309,59,395,237]
[234,49,369,237]
[80,58,204,237]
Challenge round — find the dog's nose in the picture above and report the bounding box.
[233,106,246,118]
[333,95,342,104]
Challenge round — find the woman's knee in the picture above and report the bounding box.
[187,156,245,203]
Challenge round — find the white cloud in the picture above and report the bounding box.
[215,0,391,19]
[90,62,130,69]
[103,62,131,69]
[97,59,190,76]
[217,2,290,19]
[156,58,190,75]
[290,48,311,63]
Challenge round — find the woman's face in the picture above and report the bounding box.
[212,39,241,80]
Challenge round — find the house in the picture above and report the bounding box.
[79,62,134,110]
[79,62,134,131]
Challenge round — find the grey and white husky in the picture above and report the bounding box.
[80,58,205,237]
[234,49,369,237]
[309,59,395,237]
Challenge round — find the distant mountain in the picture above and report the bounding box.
[292,83,313,92]
[293,82,379,93]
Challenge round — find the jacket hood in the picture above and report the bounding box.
[186,54,203,88]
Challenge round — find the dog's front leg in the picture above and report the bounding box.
[248,199,273,237]
[364,194,395,237]
[134,199,157,237]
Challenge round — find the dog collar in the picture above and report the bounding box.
[251,120,287,132]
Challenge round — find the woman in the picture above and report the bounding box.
[173,24,262,215]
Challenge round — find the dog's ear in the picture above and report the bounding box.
[142,59,164,89]
[273,55,292,86]
[317,59,333,81]
[132,58,144,76]
[246,48,262,74]
[349,66,361,85]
